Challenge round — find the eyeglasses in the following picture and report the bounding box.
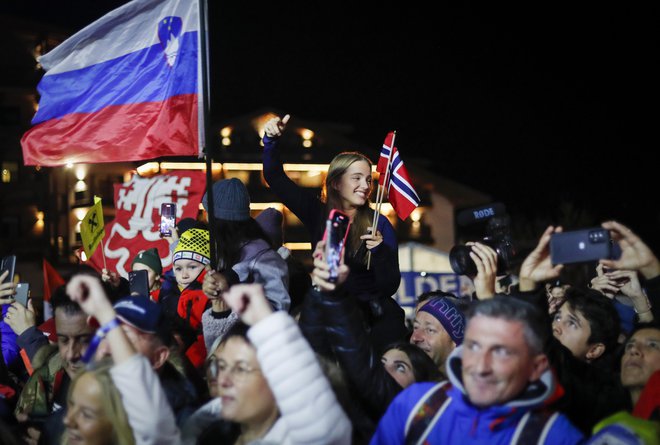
[206,357,260,382]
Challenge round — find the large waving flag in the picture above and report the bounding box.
[21,0,202,166]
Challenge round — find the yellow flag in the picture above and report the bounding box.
[80,196,105,258]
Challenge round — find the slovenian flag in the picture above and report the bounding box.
[21,0,202,166]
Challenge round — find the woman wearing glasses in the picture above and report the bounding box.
[182,284,352,445]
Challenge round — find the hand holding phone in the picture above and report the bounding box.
[14,283,29,307]
[322,210,351,282]
[1,255,16,284]
[550,228,617,265]
[129,270,150,297]
[160,203,177,237]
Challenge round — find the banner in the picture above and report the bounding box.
[21,0,202,166]
[87,171,206,278]
[394,271,475,308]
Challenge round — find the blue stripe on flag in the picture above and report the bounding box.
[33,31,198,125]
[391,175,421,203]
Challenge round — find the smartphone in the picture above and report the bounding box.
[322,210,351,282]
[128,270,150,297]
[160,203,177,237]
[0,255,16,283]
[550,228,617,265]
[15,283,29,306]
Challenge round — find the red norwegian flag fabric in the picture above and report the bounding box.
[377,131,395,186]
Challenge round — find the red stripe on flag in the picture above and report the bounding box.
[21,94,198,166]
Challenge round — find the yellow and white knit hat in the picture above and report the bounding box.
[173,228,210,265]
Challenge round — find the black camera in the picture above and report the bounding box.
[449,216,516,276]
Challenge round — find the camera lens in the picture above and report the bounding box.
[449,245,478,276]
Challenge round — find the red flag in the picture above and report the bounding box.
[86,171,206,278]
[386,146,421,221]
[42,259,65,302]
[377,132,395,186]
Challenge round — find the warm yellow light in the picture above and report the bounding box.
[410,208,423,222]
[34,211,45,233]
[136,162,160,176]
[74,180,87,192]
[220,126,232,137]
[250,202,285,211]
[75,167,86,180]
[160,162,209,170]
[74,208,88,221]
[223,163,263,171]
[1,169,9,183]
[222,137,231,146]
[373,203,394,214]
[302,140,312,148]
[283,163,328,172]
[301,129,314,140]
[75,221,82,233]
[65,162,74,169]
[283,242,312,251]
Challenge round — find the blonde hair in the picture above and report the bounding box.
[66,360,135,445]
[323,152,374,261]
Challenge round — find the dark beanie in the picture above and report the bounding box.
[255,207,283,247]
[131,248,163,275]
[177,217,198,235]
[419,297,466,345]
[202,178,250,221]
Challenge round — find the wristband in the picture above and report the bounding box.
[81,318,121,364]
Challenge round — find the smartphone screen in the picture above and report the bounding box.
[550,228,613,265]
[323,210,351,282]
[129,270,150,297]
[160,203,177,237]
[0,255,16,283]
[15,283,29,306]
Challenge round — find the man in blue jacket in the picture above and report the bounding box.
[371,296,584,445]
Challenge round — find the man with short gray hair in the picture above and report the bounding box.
[371,296,584,445]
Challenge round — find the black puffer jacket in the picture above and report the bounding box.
[299,286,409,445]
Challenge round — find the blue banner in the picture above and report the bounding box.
[394,272,475,308]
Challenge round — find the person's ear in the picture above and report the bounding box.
[151,344,170,371]
[529,353,549,382]
[585,343,605,362]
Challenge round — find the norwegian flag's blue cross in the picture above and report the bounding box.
[387,147,421,207]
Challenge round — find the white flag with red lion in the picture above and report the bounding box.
[87,171,206,278]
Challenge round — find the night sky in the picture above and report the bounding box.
[3,2,659,248]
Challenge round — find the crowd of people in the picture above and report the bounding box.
[0,114,658,444]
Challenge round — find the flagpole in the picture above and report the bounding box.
[368,131,396,269]
[199,0,218,269]
[100,240,107,270]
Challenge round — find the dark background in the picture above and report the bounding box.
[2,1,659,249]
